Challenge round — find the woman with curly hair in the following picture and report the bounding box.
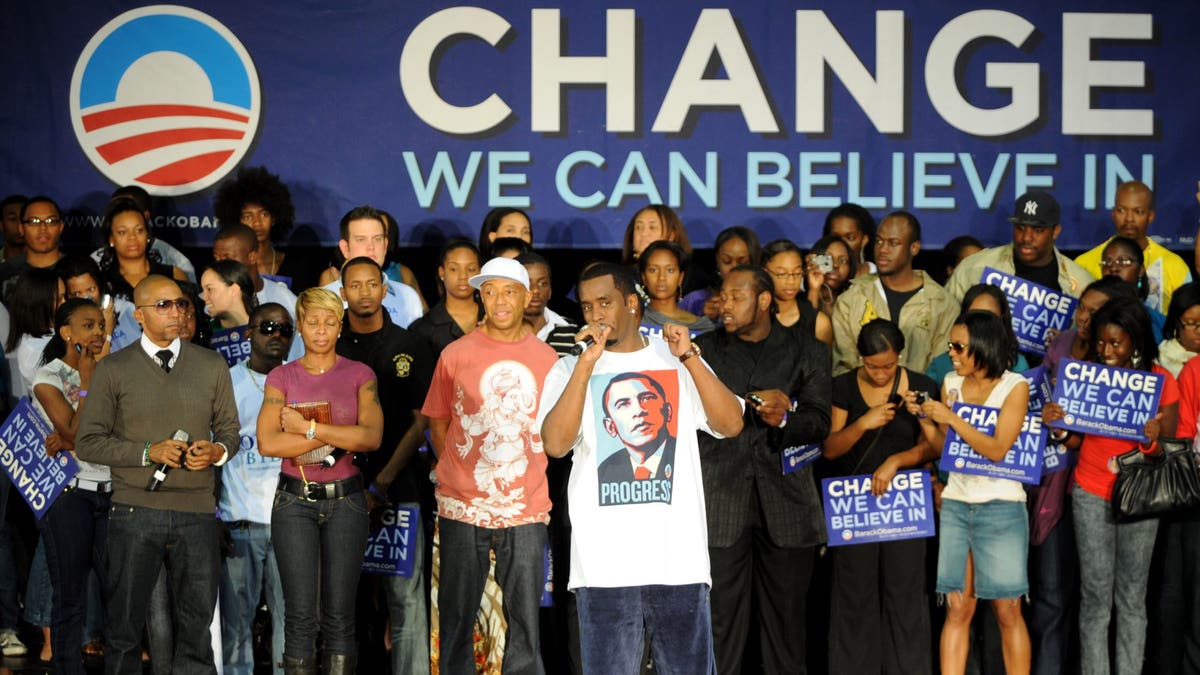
[213,166,305,287]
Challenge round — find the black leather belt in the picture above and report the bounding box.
[278,474,363,502]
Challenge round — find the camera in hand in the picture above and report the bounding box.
[914,391,930,405]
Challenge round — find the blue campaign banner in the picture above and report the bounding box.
[0,399,78,519]
[541,544,553,608]
[210,325,251,367]
[1043,440,1070,475]
[822,469,936,546]
[362,505,419,577]
[982,268,1077,356]
[1022,365,1053,412]
[781,443,822,475]
[939,403,1046,485]
[1050,358,1164,442]
[2,2,1198,250]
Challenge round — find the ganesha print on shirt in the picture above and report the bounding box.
[449,360,544,521]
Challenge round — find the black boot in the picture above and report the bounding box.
[282,655,317,675]
[321,652,357,675]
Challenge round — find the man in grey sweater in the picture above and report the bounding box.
[76,275,240,675]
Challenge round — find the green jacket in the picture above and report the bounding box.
[831,271,960,376]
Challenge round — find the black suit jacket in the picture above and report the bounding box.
[695,321,832,548]
[597,436,678,484]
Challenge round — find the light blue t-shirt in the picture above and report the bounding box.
[218,361,283,524]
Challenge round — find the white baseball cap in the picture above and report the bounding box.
[468,257,530,291]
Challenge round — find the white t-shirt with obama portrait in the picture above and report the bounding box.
[538,339,731,590]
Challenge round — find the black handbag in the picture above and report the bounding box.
[1110,437,1200,522]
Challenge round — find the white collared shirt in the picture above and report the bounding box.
[140,334,181,369]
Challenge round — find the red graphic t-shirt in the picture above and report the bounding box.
[422,330,558,528]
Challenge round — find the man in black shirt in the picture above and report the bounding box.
[695,265,831,675]
[945,190,1094,367]
[335,257,434,675]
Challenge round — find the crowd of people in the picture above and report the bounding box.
[0,167,1198,675]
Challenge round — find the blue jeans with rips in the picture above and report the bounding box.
[436,518,546,675]
[574,583,714,675]
[220,522,284,675]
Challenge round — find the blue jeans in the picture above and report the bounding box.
[271,488,369,659]
[574,583,714,675]
[24,536,52,627]
[1074,485,1158,675]
[220,522,284,675]
[106,504,220,675]
[937,499,1029,599]
[40,487,110,675]
[0,473,18,630]
[437,518,546,675]
[384,504,428,675]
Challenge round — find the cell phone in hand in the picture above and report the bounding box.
[914,391,930,405]
[813,254,833,274]
[746,393,765,407]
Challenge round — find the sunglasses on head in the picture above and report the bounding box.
[137,298,191,315]
[253,320,294,338]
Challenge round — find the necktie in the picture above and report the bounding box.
[634,465,651,480]
[156,349,173,373]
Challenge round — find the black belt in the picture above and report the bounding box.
[278,474,363,502]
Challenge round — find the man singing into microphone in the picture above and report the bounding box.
[77,275,240,674]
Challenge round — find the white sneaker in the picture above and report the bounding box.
[0,629,28,656]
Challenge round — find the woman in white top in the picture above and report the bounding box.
[913,310,1032,675]
[4,267,63,404]
[31,298,109,675]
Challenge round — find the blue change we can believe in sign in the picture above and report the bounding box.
[822,469,935,546]
[939,403,1046,485]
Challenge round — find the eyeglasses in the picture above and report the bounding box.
[1100,257,1137,269]
[947,341,969,354]
[253,320,294,338]
[136,298,191,315]
[767,270,803,281]
[1181,321,1200,332]
[22,216,62,227]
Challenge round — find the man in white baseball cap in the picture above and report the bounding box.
[421,254,559,674]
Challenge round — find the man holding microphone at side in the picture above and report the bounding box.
[75,275,240,675]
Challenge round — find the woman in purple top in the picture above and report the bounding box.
[258,288,383,675]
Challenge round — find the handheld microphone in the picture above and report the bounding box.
[570,334,595,356]
[147,429,190,491]
[322,449,344,467]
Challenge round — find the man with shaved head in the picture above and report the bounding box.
[1074,181,1191,312]
[77,275,240,674]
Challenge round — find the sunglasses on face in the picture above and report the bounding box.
[253,320,294,338]
[948,341,969,354]
[137,298,191,315]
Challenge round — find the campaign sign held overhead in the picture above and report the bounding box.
[822,470,936,546]
[1050,358,1163,442]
